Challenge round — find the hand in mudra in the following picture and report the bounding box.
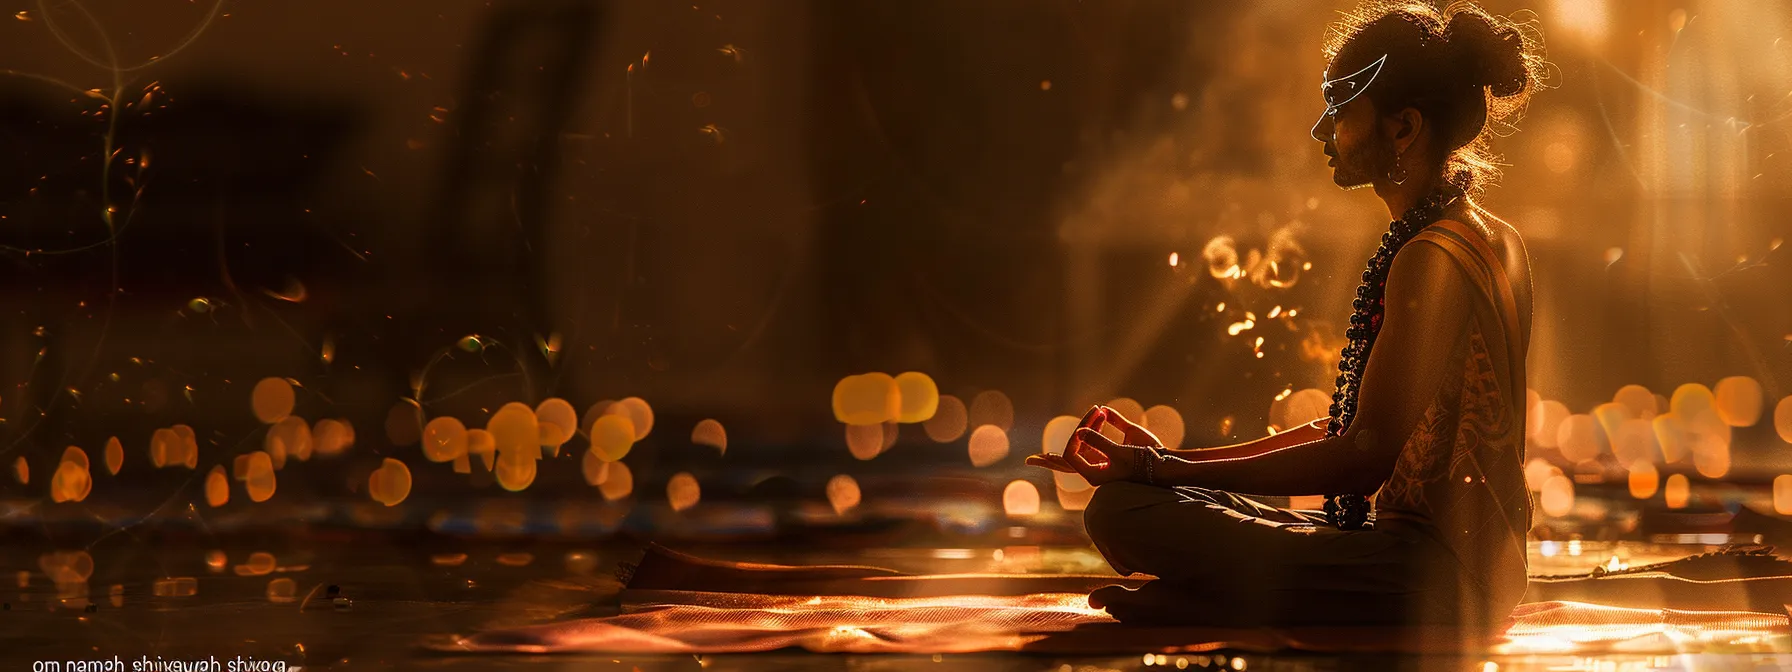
[1025,405,1163,486]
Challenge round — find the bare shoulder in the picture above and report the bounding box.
[1385,236,1476,307]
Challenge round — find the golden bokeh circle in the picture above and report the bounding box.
[251,377,295,424]
[923,395,969,443]
[894,372,940,424]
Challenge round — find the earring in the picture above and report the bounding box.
[1388,151,1408,185]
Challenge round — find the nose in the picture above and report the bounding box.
[1310,111,1334,145]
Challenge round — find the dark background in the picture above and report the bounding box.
[0,0,1787,503]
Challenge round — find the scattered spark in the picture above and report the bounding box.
[699,124,725,144]
[1168,252,1179,267]
[717,44,743,62]
[14,11,28,21]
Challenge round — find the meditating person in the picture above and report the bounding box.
[1027,1,1546,633]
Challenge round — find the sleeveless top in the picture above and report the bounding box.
[1371,219,1533,621]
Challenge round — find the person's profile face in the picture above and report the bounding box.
[1313,55,1386,190]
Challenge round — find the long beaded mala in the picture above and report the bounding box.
[1322,187,1463,530]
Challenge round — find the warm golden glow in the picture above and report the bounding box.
[152,577,198,597]
[598,460,634,501]
[968,390,1015,432]
[967,425,1010,467]
[312,418,355,457]
[691,418,728,454]
[1556,414,1599,463]
[205,466,229,507]
[237,552,275,576]
[49,461,92,503]
[1613,384,1657,418]
[1548,0,1609,46]
[1529,400,1570,449]
[431,553,468,567]
[244,451,276,502]
[269,416,312,467]
[1041,415,1078,457]
[1055,469,1092,494]
[1002,480,1040,517]
[11,456,24,484]
[845,423,883,460]
[60,446,88,471]
[149,428,176,468]
[589,413,636,462]
[266,578,297,604]
[1664,473,1691,509]
[103,436,122,475]
[1104,398,1146,424]
[667,472,701,512]
[251,377,295,424]
[1670,383,1716,420]
[1653,413,1688,463]
[386,398,424,447]
[894,372,940,423]
[452,453,471,474]
[835,374,901,426]
[1610,418,1655,467]
[1524,458,1561,492]
[494,448,538,492]
[205,550,227,573]
[486,402,540,456]
[422,416,468,463]
[1713,376,1763,427]
[1540,474,1574,517]
[369,458,413,506]
[827,474,861,514]
[535,398,578,447]
[38,551,92,583]
[1057,480,1095,511]
[1778,395,1792,444]
[497,553,534,567]
[924,394,969,442]
[1142,405,1185,450]
[1774,475,1792,516]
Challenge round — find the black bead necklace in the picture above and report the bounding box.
[1322,187,1462,530]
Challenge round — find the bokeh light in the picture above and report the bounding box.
[1775,475,1792,516]
[667,472,701,512]
[486,402,539,457]
[691,419,727,454]
[1778,395,1792,444]
[1524,457,1561,492]
[1002,480,1040,517]
[1653,413,1689,463]
[833,374,900,425]
[1664,473,1691,509]
[597,460,634,501]
[589,414,635,462]
[494,448,538,492]
[1104,398,1146,425]
[826,474,861,514]
[845,423,883,461]
[1610,418,1655,466]
[894,372,940,423]
[1142,405,1185,449]
[312,418,355,457]
[616,397,655,440]
[369,458,413,506]
[205,466,229,507]
[244,451,276,502]
[1613,384,1657,418]
[50,461,91,503]
[11,456,24,484]
[1041,415,1078,457]
[1556,414,1600,463]
[251,377,295,424]
[924,394,969,443]
[1627,460,1658,499]
[968,390,1015,432]
[1713,376,1763,427]
[103,436,122,475]
[967,425,1009,467]
[422,416,468,463]
[269,416,312,467]
[534,398,578,447]
[1540,474,1574,517]
[266,578,297,604]
[1529,400,1570,449]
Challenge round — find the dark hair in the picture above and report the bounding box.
[1324,1,1549,193]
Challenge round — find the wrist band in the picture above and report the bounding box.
[1139,448,1156,486]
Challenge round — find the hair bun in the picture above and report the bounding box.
[1445,11,1527,97]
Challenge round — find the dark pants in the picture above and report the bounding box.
[1083,482,1505,631]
